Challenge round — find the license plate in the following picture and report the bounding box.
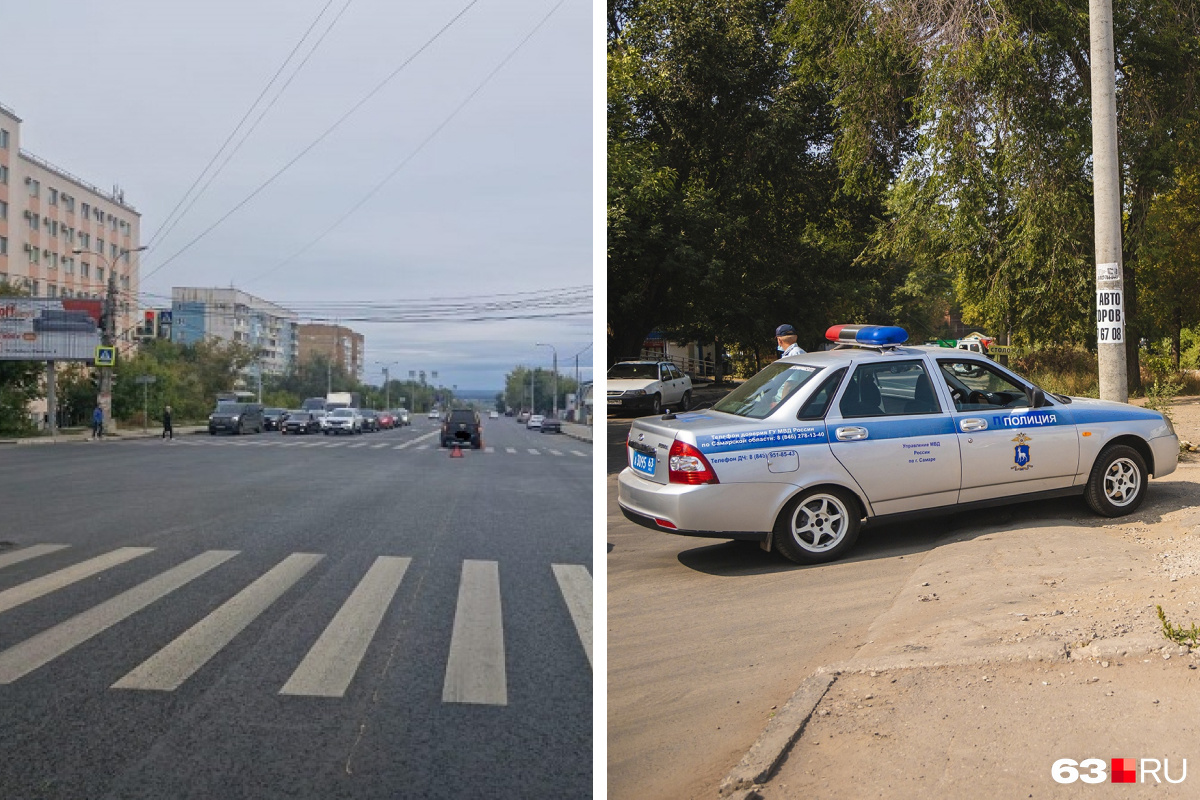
[630,449,656,476]
[608,399,623,405]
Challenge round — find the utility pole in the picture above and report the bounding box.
[98,262,119,434]
[383,366,390,409]
[1091,0,1128,402]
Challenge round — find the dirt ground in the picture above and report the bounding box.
[748,395,1200,798]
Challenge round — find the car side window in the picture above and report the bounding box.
[838,360,940,418]
[937,359,1032,412]
[797,367,846,420]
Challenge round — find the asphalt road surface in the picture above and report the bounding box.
[0,416,591,800]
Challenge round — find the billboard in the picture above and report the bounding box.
[0,297,104,361]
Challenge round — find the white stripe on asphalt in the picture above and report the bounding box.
[442,560,506,706]
[417,445,430,450]
[112,552,323,692]
[0,550,238,684]
[392,431,440,450]
[484,447,495,453]
[571,450,587,457]
[527,449,540,455]
[280,556,410,698]
[552,564,593,670]
[0,547,154,616]
[349,442,369,449]
[0,544,69,572]
[371,442,390,449]
[505,447,517,454]
[549,449,564,456]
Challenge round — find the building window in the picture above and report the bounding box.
[29,247,39,264]
[81,262,89,278]
[63,195,74,213]
[49,220,58,236]
[79,232,90,248]
[0,164,8,184]
[110,242,117,260]
[49,187,58,206]
[0,237,6,256]
[64,257,74,274]
[0,200,6,220]
[27,178,39,198]
[97,238,105,255]
[27,214,38,231]
[31,280,39,295]
[0,128,8,149]
[93,207,102,222]
[48,284,57,298]
[48,252,58,269]
[81,202,90,218]
[96,267,104,282]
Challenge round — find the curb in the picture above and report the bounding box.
[718,635,1176,797]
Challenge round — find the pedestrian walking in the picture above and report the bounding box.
[161,405,174,440]
[775,324,806,358]
[91,405,104,440]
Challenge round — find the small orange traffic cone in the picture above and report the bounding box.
[450,442,464,458]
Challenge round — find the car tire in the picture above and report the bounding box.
[1085,444,1148,516]
[772,488,862,565]
[235,422,242,436]
[650,393,661,414]
[679,391,691,411]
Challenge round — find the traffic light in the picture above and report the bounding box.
[139,310,156,340]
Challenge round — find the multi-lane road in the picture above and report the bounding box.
[0,415,592,799]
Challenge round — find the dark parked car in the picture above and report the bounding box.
[281,410,321,435]
[540,417,563,434]
[360,409,380,432]
[441,409,482,448]
[263,407,287,431]
[208,401,264,435]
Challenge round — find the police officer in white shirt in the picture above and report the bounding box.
[776,324,806,357]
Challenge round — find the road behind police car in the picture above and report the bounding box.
[618,325,1179,564]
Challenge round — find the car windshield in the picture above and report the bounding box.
[216,402,245,413]
[712,363,822,419]
[449,411,475,423]
[264,408,284,415]
[287,411,308,419]
[331,409,354,418]
[609,363,659,380]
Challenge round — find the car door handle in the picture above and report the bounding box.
[960,418,988,432]
[835,426,869,441]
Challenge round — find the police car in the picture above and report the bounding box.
[617,325,1179,564]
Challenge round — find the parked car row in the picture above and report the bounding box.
[208,404,414,436]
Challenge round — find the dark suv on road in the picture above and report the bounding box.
[208,402,265,435]
[441,409,482,449]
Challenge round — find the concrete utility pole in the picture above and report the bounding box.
[536,343,558,418]
[1090,0,1128,402]
[76,245,145,434]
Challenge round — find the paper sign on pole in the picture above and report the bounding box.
[1096,289,1124,344]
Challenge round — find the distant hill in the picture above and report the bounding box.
[453,389,501,401]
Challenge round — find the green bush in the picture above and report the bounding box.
[1010,347,1099,398]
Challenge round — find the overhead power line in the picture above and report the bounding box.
[145,0,348,254]
[138,0,482,286]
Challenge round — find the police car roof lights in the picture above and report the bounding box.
[825,324,908,348]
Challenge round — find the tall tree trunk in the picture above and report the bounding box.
[1173,305,1183,371]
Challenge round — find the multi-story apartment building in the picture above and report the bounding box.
[0,102,142,344]
[297,323,365,381]
[170,287,297,376]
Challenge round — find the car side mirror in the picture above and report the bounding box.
[1026,386,1046,408]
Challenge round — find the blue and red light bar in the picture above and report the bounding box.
[825,324,908,347]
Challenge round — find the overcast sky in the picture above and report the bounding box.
[0,0,592,391]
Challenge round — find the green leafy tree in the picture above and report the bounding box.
[0,281,42,435]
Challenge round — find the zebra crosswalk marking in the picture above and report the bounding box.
[527,449,540,455]
[0,544,69,572]
[112,553,323,692]
[571,450,587,457]
[0,547,154,616]
[280,556,410,698]
[552,565,593,669]
[505,448,517,454]
[0,550,238,684]
[442,560,506,706]
[549,449,564,456]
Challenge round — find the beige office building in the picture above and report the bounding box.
[297,323,364,381]
[0,101,142,345]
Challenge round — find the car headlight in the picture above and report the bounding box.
[231,415,240,422]
[627,389,646,396]
[1163,414,1176,436]
[208,415,214,422]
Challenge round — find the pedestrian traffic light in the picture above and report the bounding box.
[141,310,157,339]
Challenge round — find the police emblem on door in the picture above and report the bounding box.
[1012,432,1032,471]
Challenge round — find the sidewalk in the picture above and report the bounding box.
[560,421,593,444]
[0,425,206,445]
[721,459,1200,799]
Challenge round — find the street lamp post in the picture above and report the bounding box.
[73,244,147,435]
[536,343,558,418]
[375,362,397,409]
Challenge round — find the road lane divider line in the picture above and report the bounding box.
[392,430,440,450]
[571,450,587,457]
[0,544,70,573]
[549,449,564,456]
[0,547,154,616]
[552,564,592,670]
[112,553,323,692]
[0,550,239,684]
[442,560,506,706]
[371,443,390,449]
[527,449,540,455]
[505,447,517,454]
[279,556,410,698]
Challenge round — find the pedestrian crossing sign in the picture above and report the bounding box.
[95,346,116,366]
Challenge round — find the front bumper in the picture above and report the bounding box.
[1150,433,1180,479]
[607,394,657,411]
[616,467,780,539]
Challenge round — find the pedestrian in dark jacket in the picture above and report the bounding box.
[91,405,104,440]
[161,405,174,440]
